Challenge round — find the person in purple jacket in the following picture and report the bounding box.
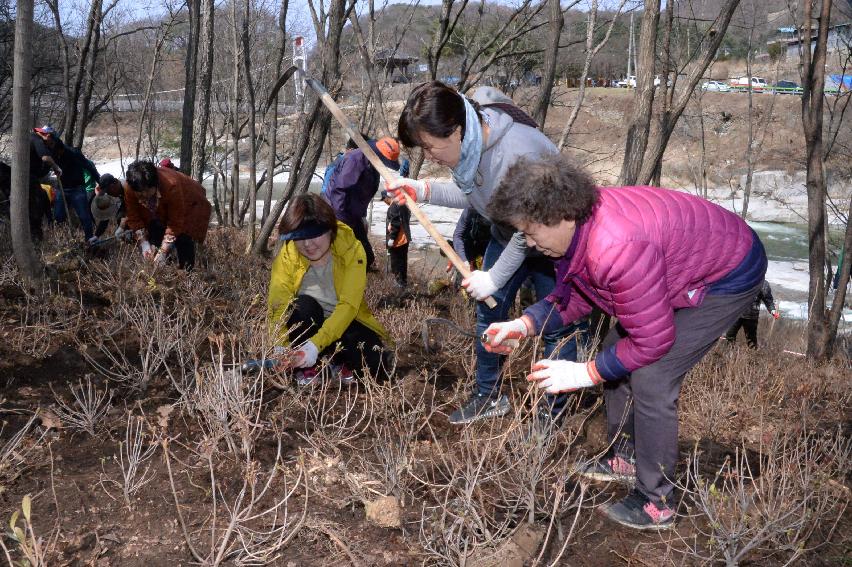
[483,154,767,531]
[324,137,400,270]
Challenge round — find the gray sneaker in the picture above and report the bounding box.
[448,393,510,425]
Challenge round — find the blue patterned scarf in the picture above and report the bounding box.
[452,95,483,195]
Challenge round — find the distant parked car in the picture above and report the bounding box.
[774,80,803,94]
[617,75,636,88]
[702,80,731,92]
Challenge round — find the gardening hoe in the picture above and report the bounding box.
[294,67,498,309]
[421,318,520,354]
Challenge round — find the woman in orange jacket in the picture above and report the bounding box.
[124,160,211,269]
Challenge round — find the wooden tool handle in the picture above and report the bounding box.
[304,75,497,309]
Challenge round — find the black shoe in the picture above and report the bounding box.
[448,393,510,425]
[575,454,637,483]
[601,490,675,531]
[529,404,562,439]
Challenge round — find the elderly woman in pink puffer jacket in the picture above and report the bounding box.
[483,154,767,532]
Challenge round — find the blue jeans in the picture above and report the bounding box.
[476,237,588,415]
[54,185,94,240]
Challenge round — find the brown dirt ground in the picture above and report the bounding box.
[0,229,849,566]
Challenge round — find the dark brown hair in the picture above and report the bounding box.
[487,154,598,227]
[398,81,481,148]
[279,193,338,241]
[126,160,159,192]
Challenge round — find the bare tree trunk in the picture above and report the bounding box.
[190,0,215,182]
[240,0,258,242]
[349,4,390,135]
[634,0,740,185]
[261,0,289,228]
[134,24,170,161]
[826,195,852,356]
[531,0,563,128]
[252,0,349,256]
[618,0,660,185]
[558,0,625,150]
[229,0,242,227]
[742,19,755,219]
[73,4,105,149]
[180,0,201,170]
[11,0,41,280]
[801,0,833,359]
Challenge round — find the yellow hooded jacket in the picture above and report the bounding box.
[268,221,389,350]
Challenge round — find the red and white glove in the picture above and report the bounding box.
[462,270,498,301]
[526,359,603,394]
[482,316,532,355]
[385,177,430,204]
[771,309,780,320]
[292,340,319,368]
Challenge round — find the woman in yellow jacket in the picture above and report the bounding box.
[268,194,390,386]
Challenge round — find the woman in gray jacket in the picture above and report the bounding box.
[388,81,587,426]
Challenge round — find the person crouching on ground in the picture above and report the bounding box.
[381,190,410,289]
[268,194,391,387]
[484,154,768,531]
[124,160,211,270]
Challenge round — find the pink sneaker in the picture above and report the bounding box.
[334,364,355,385]
[295,366,320,387]
[601,490,675,530]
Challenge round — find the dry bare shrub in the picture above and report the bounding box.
[164,439,307,566]
[78,290,206,392]
[671,426,851,565]
[0,413,45,487]
[100,412,157,509]
[297,366,376,457]
[681,344,852,445]
[341,371,438,508]
[188,336,269,460]
[8,289,83,359]
[50,376,113,436]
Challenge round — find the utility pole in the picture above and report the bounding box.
[293,35,307,112]
[627,11,634,78]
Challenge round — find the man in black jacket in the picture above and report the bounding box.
[35,126,100,241]
[725,279,779,348]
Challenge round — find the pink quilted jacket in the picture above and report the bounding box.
[524,186,765,379]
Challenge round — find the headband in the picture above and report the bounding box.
[279,220,331,242]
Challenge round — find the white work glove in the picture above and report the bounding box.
[461,270,498,301]
[87,236,99,245]
[153,250,169,266]
[386,177,430,203]
[387,239,394,248]
[771,309,780,320]
[140,240,155,260]
[526,359,602,394]
[481,316,532,355]
[293,340,319,368]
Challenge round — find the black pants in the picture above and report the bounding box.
[388,244,408,287]
[148,219,196,269]
[287,295,385,376]
[725,317,759,348]
[348,219,375,269]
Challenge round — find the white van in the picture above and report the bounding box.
[729,76,768,91]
